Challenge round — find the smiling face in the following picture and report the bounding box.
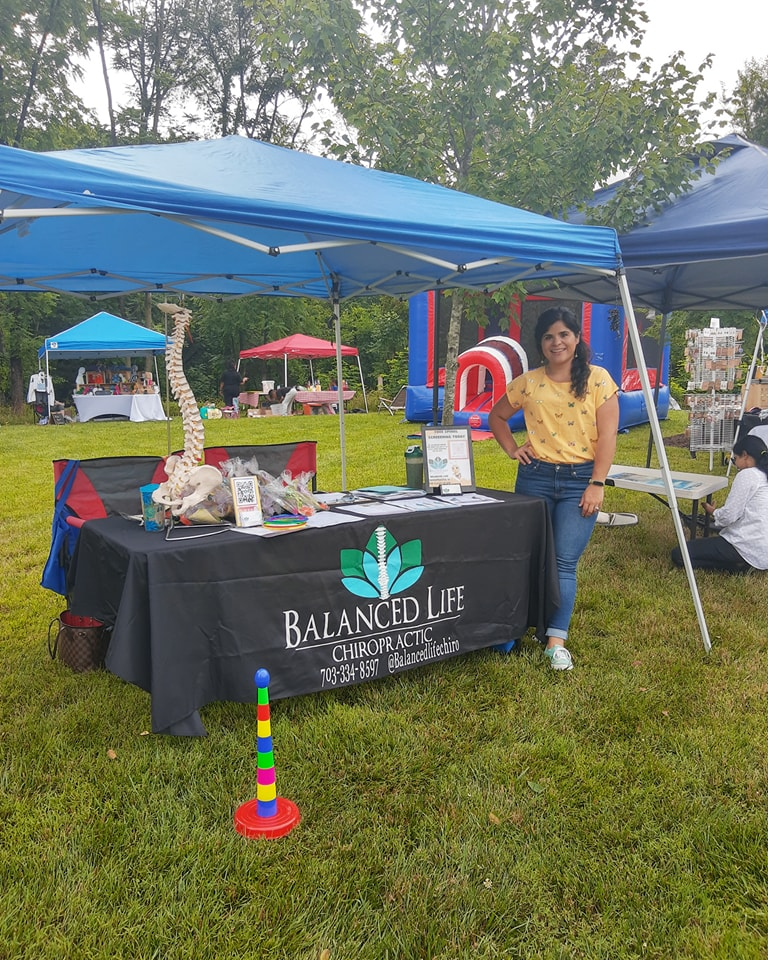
[539,319,580,368]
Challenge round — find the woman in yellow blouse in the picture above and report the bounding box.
[489,307,619,670]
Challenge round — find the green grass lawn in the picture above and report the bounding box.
[1,410,767,959]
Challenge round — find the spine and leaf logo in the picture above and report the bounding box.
[340,525,424,599]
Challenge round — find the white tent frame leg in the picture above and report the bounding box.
[43,353,52,422]
[355,355,369,412]
[617,273,712,653]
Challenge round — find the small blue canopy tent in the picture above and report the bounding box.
[0,135,712,650]
[39,312,169,361]
[37,312,169,421]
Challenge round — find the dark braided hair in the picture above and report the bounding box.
[534,306,591,400]
[733,434,768,482]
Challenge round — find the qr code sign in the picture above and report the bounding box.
[230,476,263,527]
[233,477,257,504]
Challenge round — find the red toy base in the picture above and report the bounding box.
[234,796,301,839]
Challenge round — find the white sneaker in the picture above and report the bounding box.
[596,511,639,527]
[545,646,573,671]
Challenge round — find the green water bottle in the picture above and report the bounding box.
[405,444,424,489]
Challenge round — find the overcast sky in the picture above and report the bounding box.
[76,0,763,133]
[637,0,762,128]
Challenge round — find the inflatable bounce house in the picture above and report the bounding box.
[404,291,446,423]
[405,292,669,431]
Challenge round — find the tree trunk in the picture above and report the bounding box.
[10,354,25,416]
[151,0,167,137]
[442,293,463,425]
[92,0,117,144]
[14,9,54,147]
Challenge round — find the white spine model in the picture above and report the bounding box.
[152,303,210,513]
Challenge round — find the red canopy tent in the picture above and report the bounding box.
[239,334,367,410]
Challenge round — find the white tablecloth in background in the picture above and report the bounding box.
[129,394,167,421]
[75,393,167,422]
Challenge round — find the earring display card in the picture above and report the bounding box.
[421,425,476,492]
[230,476,263,527]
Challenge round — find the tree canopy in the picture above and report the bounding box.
[0,0,757,415]
[731,57,768,147]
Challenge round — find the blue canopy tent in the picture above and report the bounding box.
[39,312,169,360]
[537,134,768,313]
[37,312,169,422]
[534,133,768,475]
[0,135,712,649]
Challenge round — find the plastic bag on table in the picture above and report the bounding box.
[177,475,235,524]
[219,456,262,480]
[257,469,327,518]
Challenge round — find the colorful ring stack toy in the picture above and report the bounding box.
[262,514,308,531]
[234,669,301,839]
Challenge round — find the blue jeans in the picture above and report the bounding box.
[515,459,597,642]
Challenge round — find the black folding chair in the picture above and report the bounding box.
[33,390,51,424]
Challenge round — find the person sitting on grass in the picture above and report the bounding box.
[671,434,768,572]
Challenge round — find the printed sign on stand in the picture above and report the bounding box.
[421,425,476,493]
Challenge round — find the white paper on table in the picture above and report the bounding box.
[393,496,462,512]
[230,509,363,535]
[334,500,414,517]
[434,492,503,505]
[307,510,364,527]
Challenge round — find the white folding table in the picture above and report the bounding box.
[606,465,728,539]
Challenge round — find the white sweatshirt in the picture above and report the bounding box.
[714,466,768,569]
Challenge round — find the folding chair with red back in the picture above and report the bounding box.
[197,442,318,490]
[41,456,167,596]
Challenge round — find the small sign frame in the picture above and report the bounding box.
[230,475,263,527]
[421,425,476,493]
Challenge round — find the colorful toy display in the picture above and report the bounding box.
[234,669,301,839]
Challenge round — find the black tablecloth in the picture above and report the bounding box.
[68,490,558,735]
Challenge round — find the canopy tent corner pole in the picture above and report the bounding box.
[617,273,712,654]
[44,349,52,422]
[355,355,369,412]
[726,309,767,477]
[162,314,172,455]
[332,283,348,491]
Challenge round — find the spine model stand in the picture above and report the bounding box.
[152,303,219,515]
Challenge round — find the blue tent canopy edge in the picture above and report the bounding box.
[1,135,623,301]
[39,312,169,360]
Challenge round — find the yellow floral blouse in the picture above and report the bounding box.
[505,365,618,464]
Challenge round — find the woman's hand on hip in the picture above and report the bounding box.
[511,441,535,465]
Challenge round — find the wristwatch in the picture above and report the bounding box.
[587,479,605,487]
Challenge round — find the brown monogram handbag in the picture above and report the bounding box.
[48,610,109,673]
